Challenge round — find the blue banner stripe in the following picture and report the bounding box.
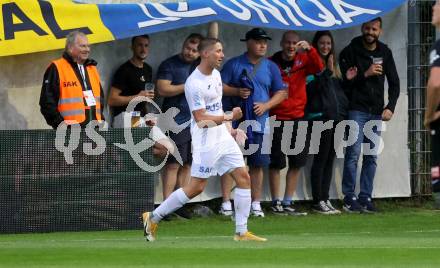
[97,0,406,39]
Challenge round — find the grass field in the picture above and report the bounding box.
[1,202,439,268]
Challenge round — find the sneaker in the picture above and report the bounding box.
[270,200,286,215]
[312,201,333,215]
[142,212,158,242]
[234,231,267,242]
[174,206,192,219]
[219,206,233,216]
[251,202,265,217]
[343,196,363,213]
[219,202,233,216]
[282,202,307,216]
[325,200,341,214]
[251,207,265,217]
[359,197,378,213]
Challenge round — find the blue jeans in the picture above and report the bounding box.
[342,110,382,200]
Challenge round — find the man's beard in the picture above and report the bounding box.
[135,54,147,61]
[363,34,378,45]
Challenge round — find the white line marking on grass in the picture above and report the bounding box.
[1,230,439,245]
[0,236,233,244]
[405,229,440,233]
[299,229,440,236]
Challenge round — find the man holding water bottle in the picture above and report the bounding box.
[108,34,154,128]
[339,17,400,213]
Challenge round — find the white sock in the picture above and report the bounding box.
[234,188,251,235]
[222,201,232,211]
[152,188,190,223]
[251,201,261,211]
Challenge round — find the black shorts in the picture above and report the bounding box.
[269,120,311,170]
[166,128,192,165]
[243,132,270,167]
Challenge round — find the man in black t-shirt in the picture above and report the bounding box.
[108,35,172,158]
[424,0,440,200]
[108,35,154,127]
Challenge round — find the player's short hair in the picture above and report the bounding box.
[198,38,222,53]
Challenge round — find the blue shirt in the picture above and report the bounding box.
[221,53,285,133]
[157,54,198,126]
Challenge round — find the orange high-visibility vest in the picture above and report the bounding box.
[53,58,102,124]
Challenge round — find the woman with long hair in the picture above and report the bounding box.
[306,31,356,214]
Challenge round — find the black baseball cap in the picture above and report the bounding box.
[240,28,272,41]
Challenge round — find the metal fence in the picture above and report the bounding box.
[408,0,437,196]
[0,128,156,233]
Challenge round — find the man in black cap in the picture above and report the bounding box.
[220,28,287,217]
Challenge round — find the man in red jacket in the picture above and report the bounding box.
[268,31,324,215]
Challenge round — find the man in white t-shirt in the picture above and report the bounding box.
[142,38,266,242]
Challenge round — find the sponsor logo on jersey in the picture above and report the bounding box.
[199,166,213,173]
[205,102,221,112]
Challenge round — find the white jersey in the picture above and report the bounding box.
[184,67,231,151]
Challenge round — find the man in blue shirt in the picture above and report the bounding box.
[156,33,202,219]
[221,28,287,217]
[156,23,218,219]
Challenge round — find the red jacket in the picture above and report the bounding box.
[269,47,324,120]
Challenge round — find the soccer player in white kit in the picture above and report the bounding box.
[142,38,267,242]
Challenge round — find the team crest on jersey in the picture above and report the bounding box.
[430,49,440,66]
[140,75,145,82]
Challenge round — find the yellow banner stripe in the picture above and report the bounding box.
[0,0,114,57]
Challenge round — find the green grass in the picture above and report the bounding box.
[1,206,440,268]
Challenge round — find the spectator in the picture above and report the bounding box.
[339,17,400,213]
[108,35,154,128]
[424,0,440,207]
[306,31,354,214]
[40,31,105,128]
[221,28,287,217]
[268,31,323,216]
[108,34,172,157]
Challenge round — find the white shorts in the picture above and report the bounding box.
[191,137,245,179]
